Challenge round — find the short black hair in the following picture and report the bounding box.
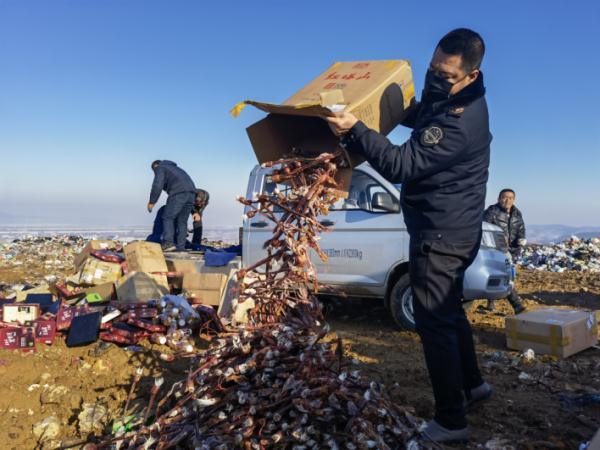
[499,188,515,197]
[437,28,485,73]
[151,160,161,169]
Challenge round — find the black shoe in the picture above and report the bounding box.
[486,300,495,312]
[512,303,526,314]
[420,420,469,444]
[464,381,494,411]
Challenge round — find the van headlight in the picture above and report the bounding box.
[481,230,508,252]
[481,230,496,249]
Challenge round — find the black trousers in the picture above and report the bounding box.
[410,231,484,429]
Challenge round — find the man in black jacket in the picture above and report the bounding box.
[483,189,526,313]
[325,29,492,443]
[148,160,196,251]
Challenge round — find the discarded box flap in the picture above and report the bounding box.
[115,271,169,303]
[235,89,346,118]
[15,284,51,303]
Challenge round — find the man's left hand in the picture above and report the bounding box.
[147,203,154,213]
[323,112,359,136]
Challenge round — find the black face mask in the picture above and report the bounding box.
[422,70,453,103]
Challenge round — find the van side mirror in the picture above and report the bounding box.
[371,192,400,212]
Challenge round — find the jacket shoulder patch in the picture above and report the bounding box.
[420,126,444,146]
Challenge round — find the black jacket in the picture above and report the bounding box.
[483,203,526,250]
[342,74,491,238]
[149,161,196,204]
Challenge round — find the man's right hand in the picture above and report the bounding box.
[322,112,359,136]
[147,203,154,213]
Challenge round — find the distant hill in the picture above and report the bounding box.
[527,224,600,244]
[0,211,47,225]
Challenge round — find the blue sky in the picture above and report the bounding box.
[0,0,598,228]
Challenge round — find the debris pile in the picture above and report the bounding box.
[0,234,86,295]
[94,152,427,449]
[0,236,229,355]
[0,234,84,267]
[516,237,600,273]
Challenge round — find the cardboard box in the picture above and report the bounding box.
[166,258,201,275]
[115,271,169,303]
[506,309,598,358]
[34,319,57,344]
[235,60,415,192]
[124,241,168,274]
[78,258,122,285]
[79,282,115,302]
[183,272,228,306]
[56,304,90,330]
[0,327,21,350]
[74,240,119,270]
[2,304,40,324]
[166,256,241,291]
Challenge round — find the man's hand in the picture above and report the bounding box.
[323,111,359,136]
[192,213,202,222]
[147,203,154,213]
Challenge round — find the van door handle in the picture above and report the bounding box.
[250,221,268,228]
[319,220,335,227]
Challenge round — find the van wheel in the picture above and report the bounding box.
[389,274,416,331]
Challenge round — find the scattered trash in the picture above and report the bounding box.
[124,345,143,352]
[32,416,61,441]
[484,437,516,449]
[518,371,533,381]
[558,393,600,408]
[78,403,108,434]
[516,236,600,273]
[521,348,536,362]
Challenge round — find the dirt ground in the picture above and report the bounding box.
[0,264,598,449]
[327,269,600,449]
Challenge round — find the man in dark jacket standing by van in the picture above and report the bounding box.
[483,188,526,313]
[325,29,492,443]
[148,160,196,251]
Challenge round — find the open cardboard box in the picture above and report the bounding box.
[233,60,415,193]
